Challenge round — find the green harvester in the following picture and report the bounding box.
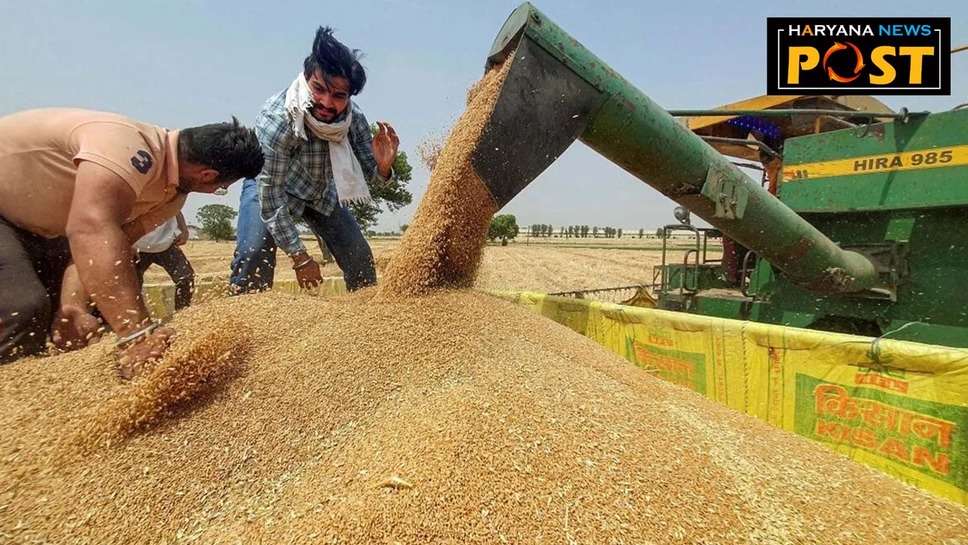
[470,3,968,348]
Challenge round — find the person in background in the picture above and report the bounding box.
[133,213,195,310]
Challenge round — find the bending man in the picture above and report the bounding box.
[0,108,263,375]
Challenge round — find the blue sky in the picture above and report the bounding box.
[1,0,964,231]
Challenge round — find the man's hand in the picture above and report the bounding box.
[372,121,399,179]
[291,251,322,289]
[117,326,176,380]
[51,304,102,350]
[174,229,189,246]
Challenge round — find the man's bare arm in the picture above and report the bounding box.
[65,161,150,337]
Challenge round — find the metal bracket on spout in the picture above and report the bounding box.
[701,167,749,220]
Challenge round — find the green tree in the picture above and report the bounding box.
[400,223,409,234]
[655,227,667,239]
[488,214,519,246]
[348,125,416,231]
[197,204,237,241]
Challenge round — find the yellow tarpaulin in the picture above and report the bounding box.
[496,291,968,506]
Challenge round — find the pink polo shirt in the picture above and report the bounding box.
[0,108,185,242]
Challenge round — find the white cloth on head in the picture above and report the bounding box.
[133,217,180,253]
[284,73,372,206]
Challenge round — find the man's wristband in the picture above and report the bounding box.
[115,321,160,349]
[292,257,315,270]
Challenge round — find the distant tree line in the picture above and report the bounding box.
[525,225,661,239]
[352,221,671,241]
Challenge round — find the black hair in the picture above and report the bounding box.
[303,26,366,95]
[178,117,264,181]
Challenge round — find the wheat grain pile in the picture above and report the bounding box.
[1,290,965,544]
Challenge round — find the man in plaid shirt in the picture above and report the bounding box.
[230,26,399,293]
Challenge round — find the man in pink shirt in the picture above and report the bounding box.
[0,109,263,376]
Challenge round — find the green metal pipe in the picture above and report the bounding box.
[478,2,880,294]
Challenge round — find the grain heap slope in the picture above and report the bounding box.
[1,291,965,545]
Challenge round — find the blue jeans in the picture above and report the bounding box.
[230,178,377,293]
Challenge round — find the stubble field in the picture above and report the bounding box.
[144,236,718,297]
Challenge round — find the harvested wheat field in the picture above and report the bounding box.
[1,290,966,544]
[146,240,686,297]
[474,245,673,294]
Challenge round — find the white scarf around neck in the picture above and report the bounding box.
[284,72,372,206]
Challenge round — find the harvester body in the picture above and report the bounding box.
[701,110,967,346]
[475,2,967,347]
